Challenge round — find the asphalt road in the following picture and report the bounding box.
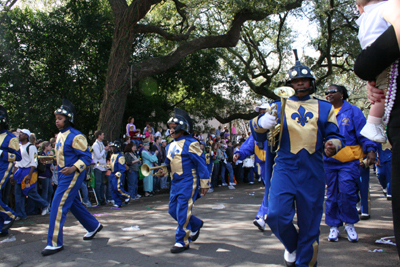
[1,172,399,267]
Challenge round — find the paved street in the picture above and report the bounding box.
[1,172,398,267]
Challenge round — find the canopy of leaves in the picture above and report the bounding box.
[0,0,113,138]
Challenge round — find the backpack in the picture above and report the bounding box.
[26,144,46,173]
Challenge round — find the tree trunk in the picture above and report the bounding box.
[98,17,134,140]
[98,0,160,140]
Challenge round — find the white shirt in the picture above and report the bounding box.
[357,2,391,49]
[154,131,162,137]
[92,139,107,171]
[16,142,37,168]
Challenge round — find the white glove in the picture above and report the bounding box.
[258,113,277,130]
[0,149,3,157]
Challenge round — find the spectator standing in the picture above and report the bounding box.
[141,142,158,197]
[211,142,220,189]
[124,143,141,200]
[39,141,54,204]
[231,124,237,142]
[225,141,235,187]
[126,117,136,137]
[14,129,50,220]
[92,130,110,206]
[154,127,162,138]
[160,139,169,190]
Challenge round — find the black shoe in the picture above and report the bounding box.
[99,201,107,206]
[83,224,103,240]
[0,232,9,237]
[360,214,371,220]
[41,246,64,256]
[170,245,189,253]
[2,217,15,232]
[284,260,296,267]
[191,221,204,242]
[387,196,392,200]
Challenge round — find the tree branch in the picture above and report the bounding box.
[134,1,304,80]
[215,112,258,124]
[133,24,195,41]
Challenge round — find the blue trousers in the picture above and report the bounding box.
[358,166,370,214]
[377,161,392,196]
[94,169,105,204]
[110,172,130,206]
[267,169,324,267]
[0,190,15,234]
[126,170,139,198]
[15,183,48,219]
[256,165,269,220]
[206,163,213,188]
[168,177,202,246]
[325,166,360,226]
[80,180,90,203]
[40,177,54,204]
[0,165,15,234]
[47,170,99,247]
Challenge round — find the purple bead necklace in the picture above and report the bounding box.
[383,59,399,125]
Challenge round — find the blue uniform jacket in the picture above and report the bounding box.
[0,130,21,185]
[0,129,22,167]
[55,126,92,173]
[377,143,392,163]
[250,95,345,173]
[235,134,269,164]
[165,135,210,189]
[324,100,376,166]
[110,152,126,177]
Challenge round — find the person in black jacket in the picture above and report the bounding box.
[225,141,235,187]
[354,9,400,258]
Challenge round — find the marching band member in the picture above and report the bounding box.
[42,99,102,256]
[324,85,376,242]
[250,51,345,266]
[234,103,274,232]
[109,140,130,207]
[163,108,210,253]
[0,106,21,237]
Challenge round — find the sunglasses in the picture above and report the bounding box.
[325,89,338,95]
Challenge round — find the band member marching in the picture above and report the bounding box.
[0,106,21,237]
[109,140,130,207]
[250,51,345,266]
[163,108,210,253]
[233,103,274,232]
[42,99,103,256]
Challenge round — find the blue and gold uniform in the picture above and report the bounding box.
[0,130,21,234]
[323,100,376,226]
[165,135,210,247]
[204,149,213,186]
[110,152,130,206]
[251,95,344,266]
[377,142,392,197]
[46,126,99,248]
[235,135,273,221]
